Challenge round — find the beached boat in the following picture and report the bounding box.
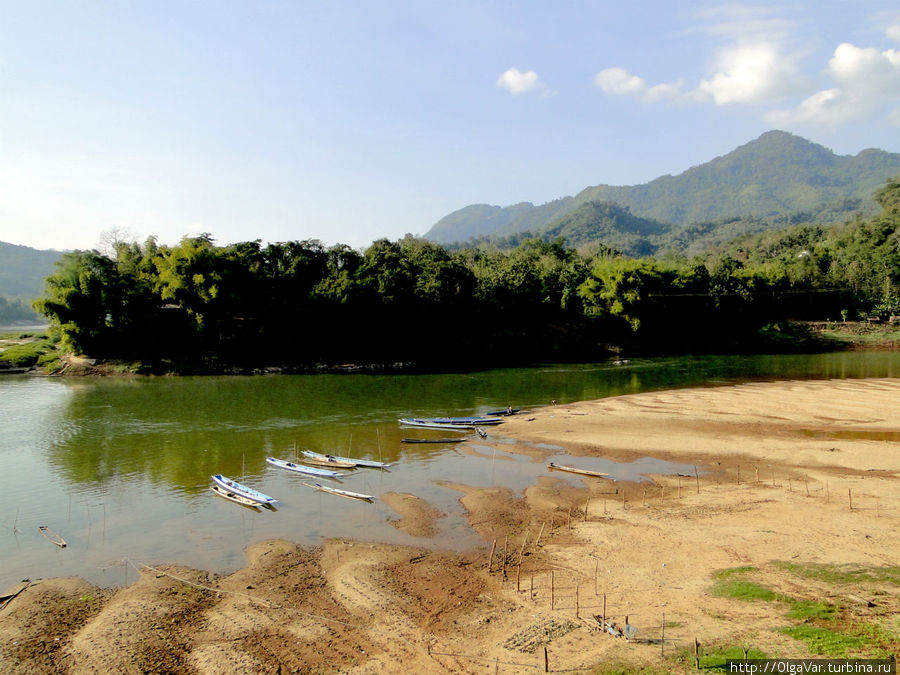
[303,482,375,502]
[547,462,609,478]
[38,526,67,548]
[266,456,344,479]
[298,454,357,469]
[210,485,262,509]
[399,416,503,430]
[401,437,467,444]
[211,474,277,505]
[300,449,391,469]
[486,408,521,416]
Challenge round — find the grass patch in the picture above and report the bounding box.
[711,579,780,602]
[779,625,865,656]
[0,337,58,368]
[785,600,840,621]
[774,561,900,585]
[675,645,768,671]
[712,566,757,580]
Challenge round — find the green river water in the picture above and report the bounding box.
[2,351,899,591]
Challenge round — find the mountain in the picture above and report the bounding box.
[0,241,64,301]
[425,131,900,245]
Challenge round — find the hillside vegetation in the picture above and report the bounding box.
[32,177,900,371]
[426,131,900,249]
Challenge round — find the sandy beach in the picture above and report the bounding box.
[2,378,898,673]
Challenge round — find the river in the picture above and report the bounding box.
[2,351,899,591]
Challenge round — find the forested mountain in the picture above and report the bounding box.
[425,131,900,246]
[0,241,63,323]
[0,241,63,300]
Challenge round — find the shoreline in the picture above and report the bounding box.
[3,378,899,672]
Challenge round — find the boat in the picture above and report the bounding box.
[298,454,358,469]
[211,474,277,505]
[401,437,467,444]
[38,526,67,548]
[210,485,262,509]
[303,482,375,502]
[398,417,503,430]
[266,456,344,479]
[486,408,520,416]
[300,449,391,469]
[547,462,609,478]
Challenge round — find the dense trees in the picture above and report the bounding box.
[34,179,900,371]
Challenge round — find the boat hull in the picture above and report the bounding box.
[211,474,277,504]
[266,457,343,479]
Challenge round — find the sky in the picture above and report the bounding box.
[1,1,899,252]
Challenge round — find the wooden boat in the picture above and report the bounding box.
[547,462,609,478]
[211,474,277,505]
[300,449,391,469]
[486,408,521,416]
[298,454,357,469]
[401,437,467,444]
[266,456,344,479]
[303,482,375,502]
[38,526,67,548]
[399,417,502,430]
[210,485,262,509]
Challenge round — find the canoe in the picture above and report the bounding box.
[210,485,262,509]
[547,462,609,478]
[401,438,467,444]
[399,418,474,430]
[38,526,67,548]
[303,482,375,502]
[299,455,357,469]
[300,449,391,469]
[486,408,520,416]
[211,474,277,505]
[266,456,343,479]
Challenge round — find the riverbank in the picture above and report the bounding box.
[2,379,899,673]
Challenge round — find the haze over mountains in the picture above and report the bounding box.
[424,131,900,252]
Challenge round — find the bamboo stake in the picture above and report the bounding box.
[737,465,740,484]
[517,562,521,591]
[535,522,545,548]
[567,507,571,529]
[594,559,599,596]
[694,465,700,494]
[848,488,853,511]
[544,646,549,673]
[530,574,534,600]
[488,540,496,571]
[755,466,759,484]
[805,478,810,497]
[584,498,589,522]
[575,585,579,618]
[661,612,665,657]
[503,533,509,577]
[551,570,555,610]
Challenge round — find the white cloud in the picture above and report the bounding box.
[769,42,900,126]
[593,67,683,103]
[888,24,900,43]
[698,42,804,105]
[496,68,541,94]
[828,43,900,96]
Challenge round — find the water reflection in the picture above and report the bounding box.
[2,351,900,590]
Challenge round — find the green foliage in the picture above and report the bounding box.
[710,579,781,602]
[675,644,769,671]
[28,177,900,369]
[0,336,57,368]
[778,625,865,656]
[773,561,900,586]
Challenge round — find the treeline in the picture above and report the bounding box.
[35,178,900,371]
[0,296,39,325]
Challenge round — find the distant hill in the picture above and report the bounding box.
[0,241,64,301]
[425,131,900,246]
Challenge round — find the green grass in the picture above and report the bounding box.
[711,579,780,602]
[676,645,769,671]
[592,662,672,675]
[712,566,758,580]
[785,600,840,621]
[0,337,57,368]
[774,561,900,585]
[779,625,865,656]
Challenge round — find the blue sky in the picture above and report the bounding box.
[1,1,899,252]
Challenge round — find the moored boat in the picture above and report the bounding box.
[401,437,467,444]
[38,526,67,548]
[399,416,503,430]
[211,474,277,505]
[300,449,391,469]
[547,462,609,478]
[210,485,263,509]
[303,482,375,502]
[266,456,344,479]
